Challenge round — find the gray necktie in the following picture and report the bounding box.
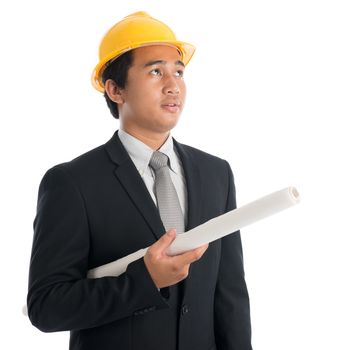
[149,151,185,234]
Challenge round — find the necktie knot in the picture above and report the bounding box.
[149,151,169,171]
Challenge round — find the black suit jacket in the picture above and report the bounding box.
[27,131,252,350]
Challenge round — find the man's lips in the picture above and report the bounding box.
[161,102,180,107]
[161,102,181,113]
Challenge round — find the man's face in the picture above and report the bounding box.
[118,45,186,135]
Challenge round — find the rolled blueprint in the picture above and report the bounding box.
[88,186,300,278]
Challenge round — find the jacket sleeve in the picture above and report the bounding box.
[27,165,168,332]
[214,161,253,350]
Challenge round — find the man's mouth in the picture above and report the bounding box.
[161,102,181,113]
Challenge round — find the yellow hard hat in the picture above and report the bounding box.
[91,11,196,92]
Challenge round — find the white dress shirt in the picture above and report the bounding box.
[118,129,188,227]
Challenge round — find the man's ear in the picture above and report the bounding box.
[105,79,125,104]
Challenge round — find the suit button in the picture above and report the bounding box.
[181,304,189,315]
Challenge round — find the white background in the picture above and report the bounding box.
[1,0,349,349]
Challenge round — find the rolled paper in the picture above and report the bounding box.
[88,186,300,277]
[87,248,148,278]
[23,186,300,315]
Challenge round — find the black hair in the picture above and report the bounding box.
[101,50,134,119]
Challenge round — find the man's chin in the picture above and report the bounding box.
[155,114,180,132]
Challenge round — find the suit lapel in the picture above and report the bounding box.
[173,139,203,300]
[104,131,165,241]
[173,139,203,231]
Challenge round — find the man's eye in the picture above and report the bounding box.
[175,70,184,78]
[150,69,161,76]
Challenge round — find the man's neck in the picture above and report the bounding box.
[120,126,170,151]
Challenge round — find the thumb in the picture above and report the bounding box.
[155,229,177,250]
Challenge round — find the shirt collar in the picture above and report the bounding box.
[118,129,180,176]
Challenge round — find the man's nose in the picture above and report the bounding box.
[162,75,180,95]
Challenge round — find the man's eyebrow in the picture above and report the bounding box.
[175,60,185,67]
[143,60,185,68]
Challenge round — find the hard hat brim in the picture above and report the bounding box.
[91,41,195,92]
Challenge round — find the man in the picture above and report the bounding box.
[27,11,252,350]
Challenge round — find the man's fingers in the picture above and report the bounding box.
[144,237,209,289]
[175,244,209,265]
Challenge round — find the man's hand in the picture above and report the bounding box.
[144,229,209,289]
